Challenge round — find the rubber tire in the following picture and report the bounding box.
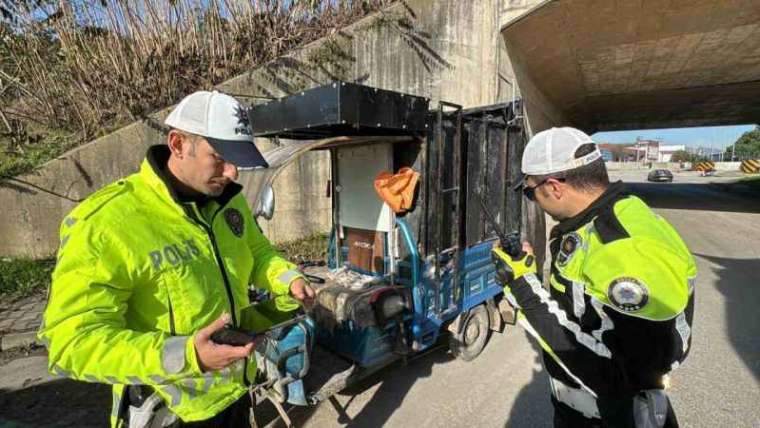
[450,304,491,362]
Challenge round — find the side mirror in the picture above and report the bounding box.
[255,184,275,220]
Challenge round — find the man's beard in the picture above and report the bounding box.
[206,187,224,197]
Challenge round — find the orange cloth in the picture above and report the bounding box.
[374,167,420,213]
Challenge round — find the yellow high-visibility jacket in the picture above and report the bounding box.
[39,145,303,426]
[503,182,696,401]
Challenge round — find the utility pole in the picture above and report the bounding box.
[732,142,736,161]
[635,139,640,167]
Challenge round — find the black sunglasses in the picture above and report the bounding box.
[522,177,565,201]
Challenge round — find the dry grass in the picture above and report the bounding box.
[0,0,393,177]
[274,233,329,265]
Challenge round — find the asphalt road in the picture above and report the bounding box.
[1,170,758,427]
[293,170,760,428]
[608,171,760,428]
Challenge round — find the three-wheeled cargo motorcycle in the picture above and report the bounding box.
[241,81,527,424]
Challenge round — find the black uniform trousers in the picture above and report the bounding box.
[552,393,679,428]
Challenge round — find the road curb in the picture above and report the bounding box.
[0,331,40,351]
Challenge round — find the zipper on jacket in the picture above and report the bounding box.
[186,202,254,386]
[166,290,177,335]
[184,204,238,327]
[207,204,254,387]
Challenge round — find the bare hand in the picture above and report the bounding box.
[289,278,316,308]
[193,313,253,373]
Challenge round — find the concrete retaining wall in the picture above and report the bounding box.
[604,161,743,172]
[0,123,163,259]
[2,0,546,259]
[605,162,648,170]
[606,162,687,171]
[714,162,742,171]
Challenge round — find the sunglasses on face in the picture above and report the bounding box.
[522,177,565,201]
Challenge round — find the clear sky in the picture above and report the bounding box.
[592,124,757,149]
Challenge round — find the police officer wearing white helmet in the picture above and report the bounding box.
[40,91,315,427]
[492,127,696,427]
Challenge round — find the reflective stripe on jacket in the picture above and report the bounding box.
[39,145,303,426]
[506,182,696,400]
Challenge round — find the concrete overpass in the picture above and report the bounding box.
[4,0,758,258]
[501,0,760,133]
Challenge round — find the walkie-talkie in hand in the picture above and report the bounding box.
[210,325,259,346]
[210,315,308,347]
[478,195,523,257]
[479,193,535,286]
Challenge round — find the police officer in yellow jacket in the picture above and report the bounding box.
[492,127,696,428]
[38,90,315,427]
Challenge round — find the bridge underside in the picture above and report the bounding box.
[502,0,760,132]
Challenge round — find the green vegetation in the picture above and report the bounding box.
[671,150,709,163]
[0,258,55,297]
[724,126,760,160]
[1,0,393,179]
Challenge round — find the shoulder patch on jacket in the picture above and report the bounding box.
[224,208,244,237]
[557,232,582,267]
[608,277,649,312]
[594,200,629,244]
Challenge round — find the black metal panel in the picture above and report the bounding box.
[251,85,340,137]
[461,102,524,247]
[421,120,432,256]
[504,125,525,234]
[485,121,507,237]
[421,103,464,316]
[249,81,429,140]
[464,118,485,246]
[424,113,459,256]
[393,139,425,262]
[423,111,445,256]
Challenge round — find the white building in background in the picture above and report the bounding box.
[658,145,686,162]
[626,139,661,162]
[626,144,686,162]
